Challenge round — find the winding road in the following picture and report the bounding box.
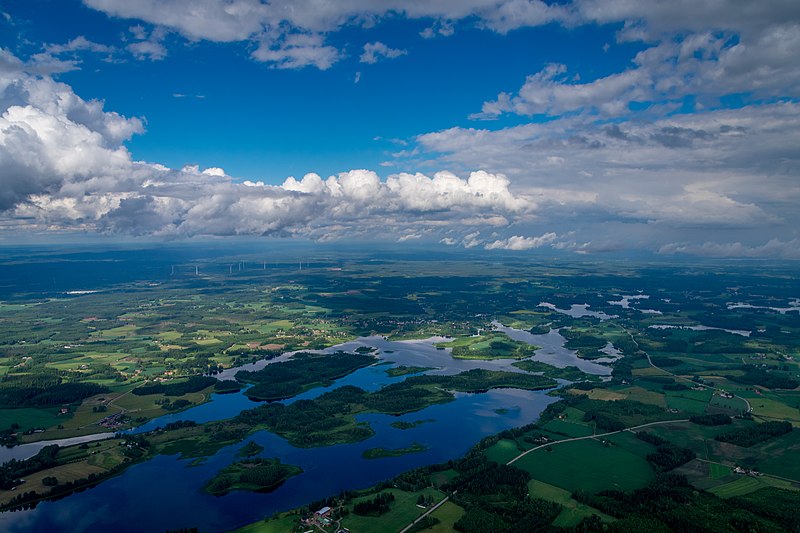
[398,418,689,532]
[623,328,752,414]
[398,326,758,532]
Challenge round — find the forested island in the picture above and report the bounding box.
[203,458,302,496]
[235,352,376,401]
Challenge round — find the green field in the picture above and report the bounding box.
[528,479,614,527]
[514,439,655,493]
[484,438,523,464]
[341,488,444,532]
[1,251,799,531]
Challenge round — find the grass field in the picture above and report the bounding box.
[610,385,667,407]
[0,407,63,432]
[573,388,627,401]
[514,439,655,493]
[528,479,614,527]
[540,418,595,438]
[749,397,800,423]
[425,500,466,532]
[341,487,444,532]
[0,438,129,507]
[709,462,732,478]
[604,430,658,458]
[484,438,523,464]
[709,475,798,498]
[748,430,800,480]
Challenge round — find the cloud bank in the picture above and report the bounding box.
[0,50,533,242]
[2,1,799,258]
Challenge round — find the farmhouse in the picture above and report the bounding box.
[315,506,332,518]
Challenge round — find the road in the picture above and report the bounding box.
[397,326,757,532]
[695,458,800,485]
[506,418,688,465]
[398,491,456,533]
[397,418,688,532]
[623,328,752,414]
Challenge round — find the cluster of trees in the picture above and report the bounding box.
[416,494,435,507]
[407,516,439,533]
[1,465,126,512]
[561,328,608,359]
[450,338,535,359]
[206,458,299,495]
[236,441,264,458]
[365,381,450,414]
[512,360,597,383]
[650,356,682,368]
[689,414,732,426]
[162,420,197,431]
[715,421,793,447]
[730,487,800,532]
[446,453,562,533]
[353,492,394,516]
[453,498,562,533]
[0,445,59,490]
[584,412,625,431]
[727,366,799,390]
[132,375,216,396]
[0,371,109,407]
[573,397,667,431]
[80,363,123,381]
[573,474,796,532]
[377,465,438,492]
[236,351,374,401]
[233,385,373,447]
[635,432,696,472]
[407,368,556,395]
[212,380,242,394]
[156,398,192,411]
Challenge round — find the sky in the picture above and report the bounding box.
[0,0,799,257]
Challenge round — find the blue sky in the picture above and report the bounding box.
[4,0,640,180]
[0,1,799,257]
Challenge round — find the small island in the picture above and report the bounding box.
[362,442,428,459]
[236,351,376,401]
[384,365,435,377]
[511,359,601,382]
[236,441,264,458]
[203,458,302,496]
[435,333,538,360]
[390,419,435,430]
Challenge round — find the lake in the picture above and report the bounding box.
[0,333,568,532]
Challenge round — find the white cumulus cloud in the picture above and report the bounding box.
[360,42,407,64]
[485,232,557,250]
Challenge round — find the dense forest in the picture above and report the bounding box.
[443,452,562,533]
[635,432,696,472]
[353,492,395,516]
[235,351,375,401]
[131,375,216,396]
[726,366,799,390]
[0,372,108,407]
[573,474,796,532]
[714,421,793,447]
[204,458,301,496]
[690,414,732,426]
[0,445,59,490]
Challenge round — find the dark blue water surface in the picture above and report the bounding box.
[0,335,565,532]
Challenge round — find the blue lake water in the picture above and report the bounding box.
[0,333,571,532]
